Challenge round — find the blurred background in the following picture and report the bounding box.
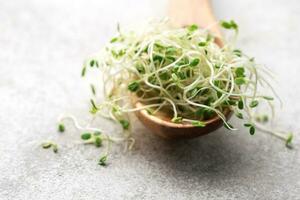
[0,0,299,199]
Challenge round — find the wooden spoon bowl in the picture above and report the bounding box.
[134,101,233,139]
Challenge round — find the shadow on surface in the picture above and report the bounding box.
[132,125,254,181]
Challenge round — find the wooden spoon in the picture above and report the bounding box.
[133,0,232,139]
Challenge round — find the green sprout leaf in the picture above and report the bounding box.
[81,67,86,77]
[187,24,198,32]
[263,96,274,101]
[94,136,102,147]
[220,20,238,31]
[249,126,255,135]
[285,133,293,148]
[58,123,65,133]
[235,77,246,85]
[110,37,118,43]
[244,123,252,127]
[191,120,206,127]
[81,133,92,140]
[90,84,96,95]
[235,67,245,77]
[233,49,242,57]
[190,58,200,67]
[128,81,139,92]
[238,100,244,110]
[99,155,107,166]
[90,60,99,67]
[119,120,130,130]
[249,100,259,108]
[42,142,52,149]
[42,142,58,153]
[90,99,98,114]
[198,42,207,47]
[52,144,58,153]
[235,112,243,119]
[171,117,183,123]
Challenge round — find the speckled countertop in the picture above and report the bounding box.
[0,0,299,199]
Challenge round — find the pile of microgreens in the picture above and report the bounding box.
[43,19,293,166]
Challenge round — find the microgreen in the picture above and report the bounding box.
[42,142,58,153]
[235,67,245,77]
[90,60,99,67]
[249,126,255,135]
[94,136,102,147]
[235,77,246,85]
[90,84,96,95]
[198,42,207,47]
[171,117,183,123]
[190,58,200,67]
[58,123,65,133]
[110,37,118,43]
[191,120,206,127]
[238,100,244,110]
[220,20,238,31]
[51,19,294,167]
[81,132,92,140]
[235,112,243,119]
[119,119,130,130]
[90,99,98,114]
[81,67,86,77]
[187,24,198,32]
[285,133,293,148]
[249,100,259,108]
[99,155,107,166]
[128,81,139,92]
[263,96,274,101]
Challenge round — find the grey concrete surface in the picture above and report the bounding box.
[0,0,300,199]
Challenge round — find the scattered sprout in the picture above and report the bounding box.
[42,142,52,149]
[249,126,255,135]
[98,155,107,166]
[235,112,243,119]
[81,132,92,140]
[90,99,98,114]
[90,60,99,67]
[42,142,58,153]
[58,123,65,133]
[249,100,259,108]
[81,67,86,77]
[94,136,102,147]
[286,133,293,148]
[90,84,96,95]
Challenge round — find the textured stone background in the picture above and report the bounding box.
[0,0,300,199]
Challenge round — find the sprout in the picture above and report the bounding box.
[58,123,65,133]
[81,132,92,140]
[42,142,58,153]
[50,19,294,166]
[98,155,107,166]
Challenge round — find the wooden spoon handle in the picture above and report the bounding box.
[168,0,221,37]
